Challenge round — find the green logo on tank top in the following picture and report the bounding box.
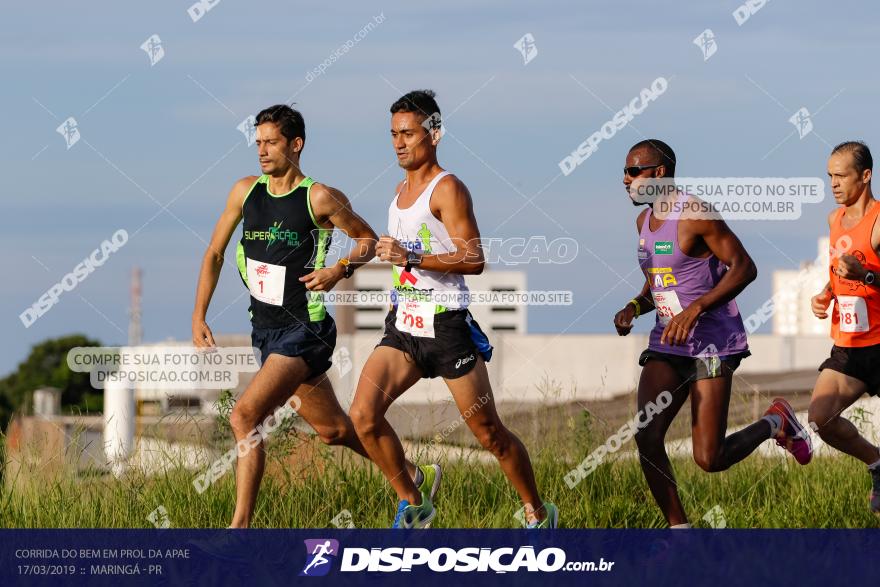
[417,223,433,253]
[243,221,300,249]
[654,241,673,255]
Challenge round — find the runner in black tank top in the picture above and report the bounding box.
[192,104,428,528]
[236,174,332,328]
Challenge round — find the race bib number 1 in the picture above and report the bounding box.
[838,295,869,333]
[395,298,436,338]
[246,258,286,306]
[652,290,683,326]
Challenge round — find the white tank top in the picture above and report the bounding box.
[387,170,469,310]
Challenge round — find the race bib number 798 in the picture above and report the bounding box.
[395,298,436,338]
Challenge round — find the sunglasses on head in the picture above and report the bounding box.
[623,164,661,177]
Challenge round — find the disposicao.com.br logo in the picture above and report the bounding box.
[300,540,614,575]
[300,539,340,577]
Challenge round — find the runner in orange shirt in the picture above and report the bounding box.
[808,141,880,512]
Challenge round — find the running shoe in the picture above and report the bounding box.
[526,502,559,529]
[764,397,812,465]
[417,464,442,501]
[391,497,436,529]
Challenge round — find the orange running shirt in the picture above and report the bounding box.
[829,201,880,347]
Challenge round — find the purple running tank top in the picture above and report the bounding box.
[637,199,748,357]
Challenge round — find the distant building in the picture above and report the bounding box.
[32,387,61,418]
[772,237,829,336]
[132,333,253,415]
[334,262,527,335]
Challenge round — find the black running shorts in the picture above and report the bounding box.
[819,344,880,396]
[377,308,492,379]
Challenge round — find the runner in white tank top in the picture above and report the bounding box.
[387,169,468,311]
[350,89,558,529]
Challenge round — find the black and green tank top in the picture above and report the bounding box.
[235,175,332,328]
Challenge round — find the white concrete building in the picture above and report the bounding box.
[116,331,837,415]
[772,237,830,336]
[335,261,527,334]
[116,249,848,415]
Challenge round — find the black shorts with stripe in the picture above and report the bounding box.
[638,349,750,382]
[376,308,492,379]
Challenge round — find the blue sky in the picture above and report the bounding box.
[2,0,878,375]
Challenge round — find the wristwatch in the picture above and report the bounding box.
[865,270,876,286]
[338,258,355,279]
[406,250,422,266]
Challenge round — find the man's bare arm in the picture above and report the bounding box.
[633,278,655,313]
[299,183,377,291]
[632,208,656,312]
[688,218,758,313]
[413,175,485,275]
[660,218,756,345]
[192,176,254,346]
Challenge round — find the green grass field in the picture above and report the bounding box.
[3,382,877,529]
[2,438,878,528]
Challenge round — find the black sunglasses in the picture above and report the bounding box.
[623,164,661,177]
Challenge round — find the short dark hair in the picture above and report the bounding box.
[254,104,305,145]
[629,139,676,176]
[832,141,873,174]
[390,90,441,128]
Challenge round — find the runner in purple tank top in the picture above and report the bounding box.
[638,189,749,357]
[612,140,812,528]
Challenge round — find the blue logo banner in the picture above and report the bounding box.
[2,529,879,586]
